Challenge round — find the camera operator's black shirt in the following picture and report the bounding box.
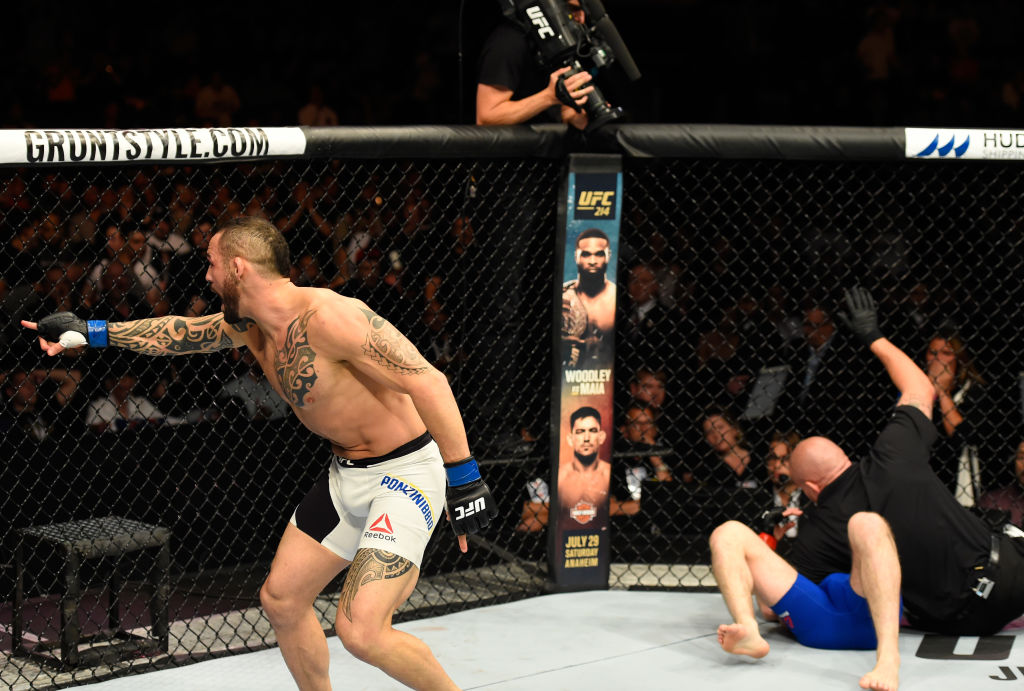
[786,405,991,622]
[477,21,562,124]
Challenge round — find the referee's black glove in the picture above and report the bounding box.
[837,286,884,347]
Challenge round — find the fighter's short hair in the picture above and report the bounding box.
[575,228,610,247]
[216,216,291,278]
[570,406,602,429]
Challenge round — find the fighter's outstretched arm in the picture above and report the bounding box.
[22,312,253,357]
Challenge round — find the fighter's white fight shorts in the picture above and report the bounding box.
[289,431,445,567]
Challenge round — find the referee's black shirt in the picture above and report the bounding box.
[787,405,991,623]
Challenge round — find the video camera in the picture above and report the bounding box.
[498,0,641,131]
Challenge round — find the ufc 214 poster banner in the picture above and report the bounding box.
[550,154,622,590]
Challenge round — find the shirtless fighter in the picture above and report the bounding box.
[23,216,494,691]
[557,406,612,516]
[561,228,616,368]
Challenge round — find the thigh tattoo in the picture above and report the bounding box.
[340,549,414,621]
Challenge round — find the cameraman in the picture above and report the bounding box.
[476,0,595,129]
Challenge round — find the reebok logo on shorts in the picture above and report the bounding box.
[380,475,435,529]
[364,513,396,542]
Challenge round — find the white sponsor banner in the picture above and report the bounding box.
[0,127,306,165]
[906,127,1024,160]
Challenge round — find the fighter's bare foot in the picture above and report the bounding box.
[859,658,899,691]
[717,623,770,659]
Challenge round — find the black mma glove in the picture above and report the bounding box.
[555,76,585,112]
[837,286,884,347]
[36,312,108,348]
[445,456,496,537]
[755,507,787,551]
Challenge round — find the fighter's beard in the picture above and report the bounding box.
[221,279,242,324]
[576,271,607,297]
[575,451,598,468]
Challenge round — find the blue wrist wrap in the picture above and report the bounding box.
[445,457,481,486]
[87,320,108,347]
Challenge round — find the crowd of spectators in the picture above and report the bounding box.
[3,161,1024,570]
[6,1,1024,566]
[7,2,1024,130]
[0,163,477,443]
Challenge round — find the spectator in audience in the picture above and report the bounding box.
[275,180,334,262]
[84,226,171,319]
[145,205,192,270]
[0,367,83,441]
[693,291,787,421]
[775,298,886,458]
[764,429,807,546]
[924,331,990,505]
[342,248,412,330]
[978,439,1024,528]
[292,252,330,288]
[410,299,465,388]
[382,186,443,302]
[205,177,244,224]
[336,175,388,262]
[33,212,67,268]
[1,262,81,349]
[0,173,31,232]
[616,259,676,377]
[423,213,479,319]
[166,180,201,237]
[886,278,950,357]
[4,216,45,286]
[218,349,291,421]
[627,367,667,419]
[84,370,177,433]
[516,465,551,534]
[700,405,759,490]
[171,216,218,315]
[616,402,673,491]
[298,84,339,126]
[194,71,241,126]
[763,282,803,346]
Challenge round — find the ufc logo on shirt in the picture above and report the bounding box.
[454,497,487,521]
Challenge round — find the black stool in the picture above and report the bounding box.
[13,516,171,669]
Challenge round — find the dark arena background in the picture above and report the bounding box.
[1,123,1023,688]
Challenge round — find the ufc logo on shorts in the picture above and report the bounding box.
[454,497,487,521]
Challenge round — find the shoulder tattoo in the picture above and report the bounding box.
[274,310,318,407]
[357,307,430,375]
[339,549,414,622]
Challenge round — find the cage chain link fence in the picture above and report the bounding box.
[2,153,1023,687]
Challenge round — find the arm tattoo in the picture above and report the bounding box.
[358,307,430,375]
[108,315,249,355]
[339,549,414,622]
[274,310,318,407]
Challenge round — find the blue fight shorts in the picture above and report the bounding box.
[770,573,886,650]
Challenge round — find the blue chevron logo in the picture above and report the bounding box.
[914,134,971,157]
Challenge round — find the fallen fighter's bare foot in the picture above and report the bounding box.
[859,657,899,691]
[717,623,770,658]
